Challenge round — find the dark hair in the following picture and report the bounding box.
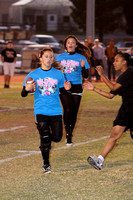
[39,47,53,58]
[117,52,133,66]
[7,40,13,44]
[63,35,91,61]
[40,47,61,69]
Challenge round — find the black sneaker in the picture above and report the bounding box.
[66,134,73,147]
[4,84,9,88]
[42,164,51,174]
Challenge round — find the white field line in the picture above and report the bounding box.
[0,106,33,112]
[0,135,109,164]
[0,126,27,132]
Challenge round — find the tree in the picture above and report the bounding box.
[120,0,133,34]
[95,0,121,41]
[69,0,133,41]
[70,0,86,31]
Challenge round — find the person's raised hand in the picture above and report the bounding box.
[83,81,94,91]
[96,65,104,76]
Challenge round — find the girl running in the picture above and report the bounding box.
[21,47,71,174]
[55,35,90,146]
[84,52,133,170]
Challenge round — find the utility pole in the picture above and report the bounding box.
[86,0,95,39]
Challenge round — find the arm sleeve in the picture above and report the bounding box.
[21,86,28,97]
[59,87,68,95]
[82,67,89,78]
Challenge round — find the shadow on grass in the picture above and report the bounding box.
[54,159,133,173]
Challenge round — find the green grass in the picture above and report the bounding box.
[0,82,133,200]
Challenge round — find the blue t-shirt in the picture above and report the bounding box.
[23,67,65,116]
[55,52,90,84]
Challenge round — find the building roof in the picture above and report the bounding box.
[12,0,72,8]
[12,0,33,6]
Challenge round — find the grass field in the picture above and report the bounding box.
[0,77,133,200]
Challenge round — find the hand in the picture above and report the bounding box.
[64,81,71,90]
[25,80,36,92]
[83,81,94,91]
[80,59,85,68]
[96,65,104,76]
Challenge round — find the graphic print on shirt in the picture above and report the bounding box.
[61,60,79,73]
[37,77,58,96]
[6,50,14,58]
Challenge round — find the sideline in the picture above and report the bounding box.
[0,135,109,164]
[0,126,27,132]
[0,106,33,112]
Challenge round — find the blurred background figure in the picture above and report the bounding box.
[130,47,133,58]
[1,40,17,88]
[92,39,105,81]
[105,39,118,81]
[87,36,95,81]
[87,36,94,49]
[30,54,40,71]
[84,38,92,81]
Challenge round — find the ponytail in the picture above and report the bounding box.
[117,52,133,67]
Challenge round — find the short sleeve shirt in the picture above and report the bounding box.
[23,67,65,116]
[55,52,90,84]
[110,67,133,108]
[1,48,17,63]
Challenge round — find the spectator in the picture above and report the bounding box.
[87,36,95,80]
[130,47,133,59]
[30,54,40,71]
[88,35,94,49]
[84,39,92,81]
[1,40,17,88]
[92,39,105,81]
[105,39,118,80]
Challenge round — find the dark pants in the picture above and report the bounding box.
[60,93,81,135]
[107,58,115,80]
[36,114,63,165]
[93,59,103,80]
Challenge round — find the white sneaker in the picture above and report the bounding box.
[43,164,51,174]
[87,156,103,170]
[66,142,73,147]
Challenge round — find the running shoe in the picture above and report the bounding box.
[87,156,103,170]
[66,134,73,147]
[66,141,73,147]
[43,164,51,174]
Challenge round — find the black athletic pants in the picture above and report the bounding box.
[36,114,63,165]
[60,92,82,135]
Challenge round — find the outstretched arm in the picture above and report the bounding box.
[83,81,114,99]
[96,66,121,91]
